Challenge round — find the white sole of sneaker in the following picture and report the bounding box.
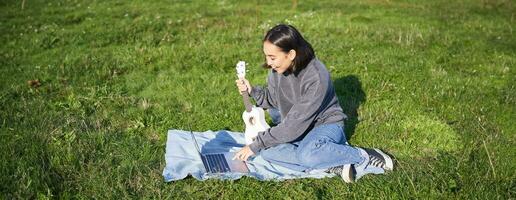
[374,148,394,170]
[342,164,354,183]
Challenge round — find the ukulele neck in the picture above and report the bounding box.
[241,89,253,112]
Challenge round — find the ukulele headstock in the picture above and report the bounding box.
[236,61,246,79]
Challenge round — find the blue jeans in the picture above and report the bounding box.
[260,109,364,172]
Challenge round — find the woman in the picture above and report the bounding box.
[233,24,393,182]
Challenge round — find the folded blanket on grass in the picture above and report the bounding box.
[162,129,333,181]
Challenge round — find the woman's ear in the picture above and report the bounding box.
[288,49,296,61]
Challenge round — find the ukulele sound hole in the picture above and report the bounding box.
[248,117,256,125]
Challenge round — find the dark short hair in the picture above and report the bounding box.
[262,24,315,74]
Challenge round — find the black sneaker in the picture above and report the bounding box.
[326,164,355,183]
[363,148,394,171]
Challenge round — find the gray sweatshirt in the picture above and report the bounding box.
[249,58,347,153]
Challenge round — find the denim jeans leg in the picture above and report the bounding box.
[267,108,282,125]
[259,142,308,172]
[296,123,364,170]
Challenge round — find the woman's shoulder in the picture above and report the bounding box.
[312,58,329,71]
[299,58,330,80]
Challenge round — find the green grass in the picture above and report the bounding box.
[1,0,515,198]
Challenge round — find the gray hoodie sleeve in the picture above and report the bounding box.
[250,75,277,109]
[249,73,329,153]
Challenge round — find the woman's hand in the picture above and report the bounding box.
[232,145,255,161]
[235,78,252,95]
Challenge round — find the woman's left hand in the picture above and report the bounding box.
[233,145,255,161]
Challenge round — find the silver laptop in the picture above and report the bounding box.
[189,130,250,174]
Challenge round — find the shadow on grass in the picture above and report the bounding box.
[333,75,366,141]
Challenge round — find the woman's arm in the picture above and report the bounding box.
[250,75,331,153]
[249,71,277,109]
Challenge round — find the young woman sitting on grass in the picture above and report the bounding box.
[233,24,394,182]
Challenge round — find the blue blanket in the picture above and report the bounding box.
[162,129,333,181]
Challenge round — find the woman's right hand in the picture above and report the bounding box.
[235,78,252,95]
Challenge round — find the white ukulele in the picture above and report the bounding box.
[236,61,270,145]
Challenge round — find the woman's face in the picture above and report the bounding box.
[263,41,295,74]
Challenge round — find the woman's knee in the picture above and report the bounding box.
[268,108,281,125]
[303,123,345,146]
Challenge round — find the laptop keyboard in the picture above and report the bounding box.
[203,153,230,173]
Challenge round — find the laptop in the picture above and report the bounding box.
[189,130,250,174]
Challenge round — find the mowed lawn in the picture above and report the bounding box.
[1,0,514,198]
